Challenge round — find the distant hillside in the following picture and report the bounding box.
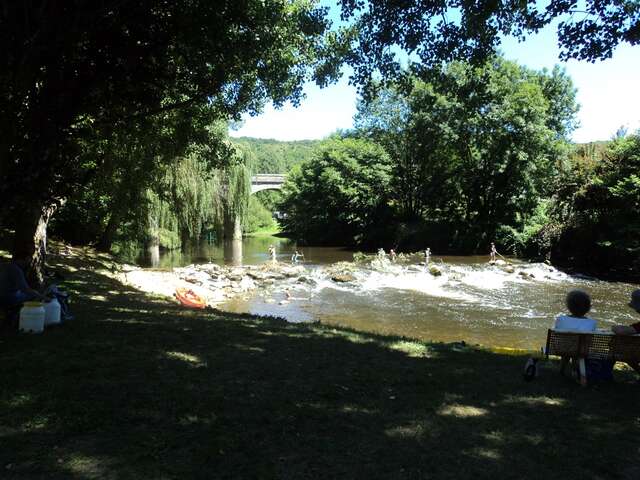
[232,137,323,174]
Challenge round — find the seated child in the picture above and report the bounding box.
[554,290,597,332]
[553,290,612,382]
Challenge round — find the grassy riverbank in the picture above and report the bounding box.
[1,245,638,479]
[244,223,283,237]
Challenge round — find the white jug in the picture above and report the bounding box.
[19,302,45,333]
[44,298,61,326]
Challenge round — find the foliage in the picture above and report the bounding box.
[0,0,341,277]
[231,137,321,173]
[51,124,253,252]
[229,137,321,228]
[244,197,278,234]
[338,0,640,95]
[254,190,284,214]
[495,200,556,258]
[2,1,637,278]
[280,137,392,244]
[353,58,578,251]
[550,133,640,279]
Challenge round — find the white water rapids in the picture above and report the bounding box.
[220,257,639,349]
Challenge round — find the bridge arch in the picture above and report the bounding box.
[225,173,287,241]
[251,174,285,194]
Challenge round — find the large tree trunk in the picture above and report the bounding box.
[12,203,57,287]
[145,211,160,267]
[96,213,119,252]
[224,212,242,241]
[180,229,192,252]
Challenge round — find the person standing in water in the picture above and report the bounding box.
[389,249,397,262]
[490,242,497,263]
[268,245,277,264]
[291,250,304,264]
[424,248,431,265]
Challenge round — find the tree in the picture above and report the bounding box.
[51,121,254,254]
[280,137,392,244]
[231,137,321,174]
[354,57,579,250]
[550,133,640,279]
[338,0,640,94]
[0,1,340,282]
[49,104,227,253]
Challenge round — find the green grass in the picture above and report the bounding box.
[0,246,638,479]
[244,222,282,237]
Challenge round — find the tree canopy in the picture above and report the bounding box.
[0,0,340,279]
[548,133,640,280]
[338,0,640,94]
[351,58,578,249]
[282,57,579,251]
[231,137,321,174]
[280,137,392,244]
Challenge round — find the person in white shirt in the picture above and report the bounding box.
[554,290,597,332]
[553,289,600,377]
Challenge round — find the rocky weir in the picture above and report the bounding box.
[117,252,560,310]
[114,252,639,349]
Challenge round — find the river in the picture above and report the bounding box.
[138,235,640,349]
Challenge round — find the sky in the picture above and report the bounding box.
[230,9,640,143]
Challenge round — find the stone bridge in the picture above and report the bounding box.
[251,174,285,194]
[225,174,287,241]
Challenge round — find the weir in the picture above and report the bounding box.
[143,239,639,350]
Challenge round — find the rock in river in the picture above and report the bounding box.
[428,266,442,277]
[331,273,356,283]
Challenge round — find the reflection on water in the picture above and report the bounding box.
[223,240,243,266]
[136,236,336,268]
[139,236,640,349]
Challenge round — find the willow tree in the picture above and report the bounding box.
[168,154,224,248]
[145,140,253,248]
[0,1,342,283]
[221,147,253,241]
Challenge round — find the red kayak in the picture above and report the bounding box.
[175,288,206,309]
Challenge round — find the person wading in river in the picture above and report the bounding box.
[291,250,303,264]
[490,243,497,263]
[268,245,277,264]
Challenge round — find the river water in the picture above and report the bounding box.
[141,236,639,349]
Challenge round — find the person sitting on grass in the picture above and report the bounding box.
[0,260,48,329]
[0,260,47,307]
[611,289,640,335]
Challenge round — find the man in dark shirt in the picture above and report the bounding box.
[611,289,640,335]
[0,261,46,307]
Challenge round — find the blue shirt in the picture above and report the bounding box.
[0,263,30,300]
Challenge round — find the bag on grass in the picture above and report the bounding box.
[585,359,614,383]
[45,285,74,322]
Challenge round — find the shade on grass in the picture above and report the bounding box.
[0,246,638,479]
